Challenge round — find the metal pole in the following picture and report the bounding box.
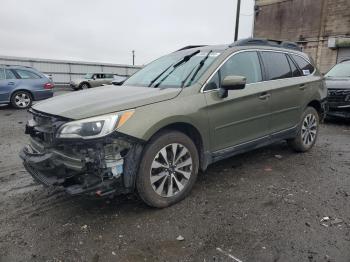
[132,50,135,66]
[234,0,241,41]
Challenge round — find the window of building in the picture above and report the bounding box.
[291,55,315,76]
[261,52,292,80]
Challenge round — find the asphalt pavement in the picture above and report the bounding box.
[0,90,349,262]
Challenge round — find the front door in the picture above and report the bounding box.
[204,51,271,152]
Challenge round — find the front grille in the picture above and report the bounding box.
[26,109,68,145]
[327,89,350,107]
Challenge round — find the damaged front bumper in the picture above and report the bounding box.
[20,110,143,197]
[327,89,350,119]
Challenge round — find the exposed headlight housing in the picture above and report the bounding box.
[56,110,135,139]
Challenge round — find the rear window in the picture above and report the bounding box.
[15,69,41,79]
[6,69,17,79]
[291,55,314,76]
[287,55,302,77]
[261,52,292,80]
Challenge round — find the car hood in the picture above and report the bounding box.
[325,77,350,89]
[33,85,182,119]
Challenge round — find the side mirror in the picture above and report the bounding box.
[92,75,97,80]
[221,76,246,90]
[219,76,246,98]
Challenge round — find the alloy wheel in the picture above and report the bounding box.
[150,143,193,197]
[14,93,31,108]
[81,83,89,89]
[301,113,317,146]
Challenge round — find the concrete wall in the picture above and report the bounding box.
[0,55,142,85]
[254,0,350,73]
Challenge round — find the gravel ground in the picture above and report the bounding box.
[0,91,349,262]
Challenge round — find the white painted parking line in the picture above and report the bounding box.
[216,247,243,262]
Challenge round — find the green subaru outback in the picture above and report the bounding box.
[20,38,327,208]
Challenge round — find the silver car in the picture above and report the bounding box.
[70,73,115,90]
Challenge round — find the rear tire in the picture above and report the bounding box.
[11,91,32,109]
[288,107,319,152]
[136,131,199,208]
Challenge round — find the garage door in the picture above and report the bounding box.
[337,47,350,63]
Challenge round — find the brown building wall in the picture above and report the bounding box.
[254,0,350,73]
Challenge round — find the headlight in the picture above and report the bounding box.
[56,110,135,139]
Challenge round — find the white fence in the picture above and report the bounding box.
[0,55,141,85]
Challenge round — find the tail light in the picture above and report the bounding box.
[43,82,54,89]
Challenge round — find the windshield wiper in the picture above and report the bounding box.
[153,50,200,88]
[148,64,173,87]
[182,50,212,87]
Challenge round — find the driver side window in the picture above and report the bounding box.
[204,51,263,91]
[220,51,262,85]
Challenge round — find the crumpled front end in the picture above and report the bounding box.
[20,109,143,197]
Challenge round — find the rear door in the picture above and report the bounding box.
[259,51,302,133]
[0,68,20,103]
[204,51,271,152]
[103,74,114,85]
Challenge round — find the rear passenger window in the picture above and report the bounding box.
[5,69,16,79]
[219,51,262,84]
[261,52,292,80]
[291,55,314,76]
[0,69,4,80]
[15,69,41,79]
[287,56,302,77]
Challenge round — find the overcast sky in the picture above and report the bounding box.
[0,0,255,65]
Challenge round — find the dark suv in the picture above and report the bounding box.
[325,60,350,119]
[20,38,327,208]
[0,65,54,109]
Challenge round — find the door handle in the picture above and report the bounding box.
[7,82,15,85]
[299,84,306,90]
[259,93,271,100]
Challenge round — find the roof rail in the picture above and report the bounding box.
[0,64,33,68]
[176,45,207,52]
[229,38,302,52]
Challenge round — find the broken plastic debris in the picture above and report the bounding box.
[264,167,273,172]
[176,235,185,241]
[320,217,330,222]
[81,225,88,230]
[112,251,116,256]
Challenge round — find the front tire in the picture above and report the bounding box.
[288,107,319,152]
[11,91,32,109]
[136,131,199,208]
[79,82,90,90]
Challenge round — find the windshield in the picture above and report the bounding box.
[123,50,221,88]
[326,62,350,77]
[84,73,94,79]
